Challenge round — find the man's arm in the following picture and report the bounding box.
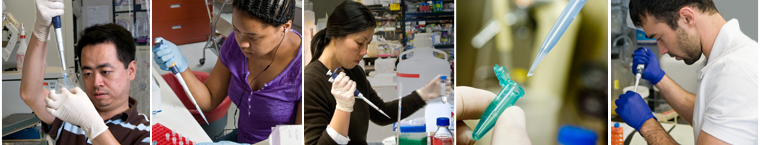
[19,32,55,124]
[639,118,678,145]
[654,75,696,124]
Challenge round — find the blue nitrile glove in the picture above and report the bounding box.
[153,37,188,72]
[195,141,250,145]
[615,91,655,131]
[631,47,665,84]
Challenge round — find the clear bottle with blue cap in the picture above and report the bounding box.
[432,117,453,145]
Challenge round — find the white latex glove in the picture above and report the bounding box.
[331,72,356,112]
[455,86,531,145]
[45,87,108,140]
[33,0,64,41]
[415,75,453,101]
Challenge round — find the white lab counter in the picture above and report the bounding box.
[611,122,694,145]
[151,68,212,143]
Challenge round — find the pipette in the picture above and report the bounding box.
[327,68,391,119]
[527,0,587,77]
[634,47,646,92]
[52,16,69,89]
[472,64,525,140]
[440,76,448,104]
[155,39,209,124]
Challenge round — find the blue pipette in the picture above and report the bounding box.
[327,68,391,119]
[472,64,525,140]
[527,0,587,77]
[52,16,69,89]
[155,39,209,124]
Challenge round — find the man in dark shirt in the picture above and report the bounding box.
[19,0,149,144]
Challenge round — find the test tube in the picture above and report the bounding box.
[472,65,526,140]
[440,76,447,104]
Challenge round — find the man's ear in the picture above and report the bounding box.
[128,60,137,81]
[678,7,697,27]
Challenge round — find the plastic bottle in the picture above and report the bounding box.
[611,123,623,145]
[432,117,453,145]
[16,23,27,71]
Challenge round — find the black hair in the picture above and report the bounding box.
[75,23,135,69]
[310,1,377,62]
[232,0,296,26]
[629,0,719,30]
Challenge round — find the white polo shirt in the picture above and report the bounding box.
[694,19,758,144]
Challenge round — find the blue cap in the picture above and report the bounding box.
[436,117,449,126]
[558,125,597,145]
[441,76,447,80]
[614,123,619,128]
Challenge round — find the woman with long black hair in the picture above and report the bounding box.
[152,0,302,143]
[303,1,451,144]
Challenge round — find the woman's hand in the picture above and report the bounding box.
[331,72,356,112]
[416,75,453,101]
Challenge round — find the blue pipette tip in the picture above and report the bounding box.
[526,0,587,77]
[527,50,547,77]
[472,64,526,140]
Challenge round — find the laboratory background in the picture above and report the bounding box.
[609,0,758,144]
[1,0,151,143]
[149,0,304,144]
[457,0,608,144]
[304,0,455,143]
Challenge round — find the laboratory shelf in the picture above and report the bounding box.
[404,12,454,18]
[434,44,454,49]
[369,1,455,47]
[366,5,401,11]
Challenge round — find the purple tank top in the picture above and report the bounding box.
[218,30,302,143]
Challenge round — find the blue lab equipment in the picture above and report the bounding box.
[52,16,69,89]
[155,39,209,124]
[528,0,587,76]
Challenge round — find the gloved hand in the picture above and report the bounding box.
[33,0,64,41]
[153,37,188,73]
[45,87,108,140]
[632,47,665,84]
[331,72,356,112]
[615,91,655,131]
[415,75,453,101]
[455,86,530,145]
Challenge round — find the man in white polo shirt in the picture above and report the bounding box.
[615,0,757,144]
